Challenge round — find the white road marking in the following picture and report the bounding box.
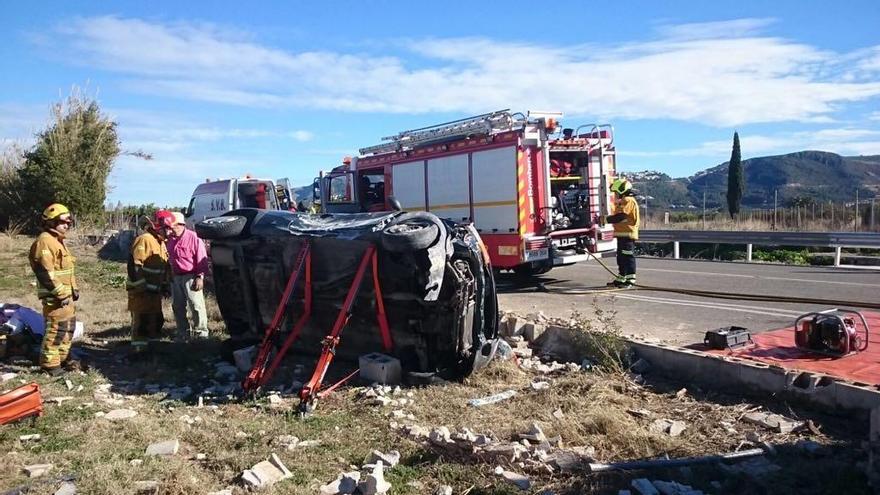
[608,293,804,318]
[577,263,880,288]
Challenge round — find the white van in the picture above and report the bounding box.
[184,177,295,229]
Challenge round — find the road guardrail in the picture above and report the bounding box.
[638,230,880,266]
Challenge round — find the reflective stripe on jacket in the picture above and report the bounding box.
[30,231,76,300]
[127,232,169,294]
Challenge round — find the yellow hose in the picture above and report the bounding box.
[581,251,880,311]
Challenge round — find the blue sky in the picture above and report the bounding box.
[2,1,879,206]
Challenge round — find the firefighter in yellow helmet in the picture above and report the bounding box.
[29,203,79,375]
[603,178,640,288]
[126,210,173,354]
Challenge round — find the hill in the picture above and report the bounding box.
[628,151,880,209]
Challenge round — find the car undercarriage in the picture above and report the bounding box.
[196,209,499,382]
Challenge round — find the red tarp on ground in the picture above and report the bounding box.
[703,311,880,386]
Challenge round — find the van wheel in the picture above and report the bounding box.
[196,215,247,240]
[381,213,440,252]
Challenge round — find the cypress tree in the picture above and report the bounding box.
[727,131,744,218]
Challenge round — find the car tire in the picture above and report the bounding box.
[196,215,247,240]
[381,213,441,252]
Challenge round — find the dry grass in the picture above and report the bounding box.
[0,235,872,494]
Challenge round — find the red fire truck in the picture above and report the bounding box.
[316,110,618,276]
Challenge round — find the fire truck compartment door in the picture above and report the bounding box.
[392,160,426,210]
[427,154,470,222]
[471,146,518,233]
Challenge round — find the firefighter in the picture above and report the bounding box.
[603,178,640,288]
[29,203,79,375]
[127,210,173,354]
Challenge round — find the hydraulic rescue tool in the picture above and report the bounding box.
[794,309,870,357]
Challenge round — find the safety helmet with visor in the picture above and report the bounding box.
[42,203,74,226]
[609,178,633,196]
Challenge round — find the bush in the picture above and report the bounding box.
[8,89,119,231]
[752,248,811,265]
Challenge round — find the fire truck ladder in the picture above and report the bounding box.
[359,109,523,155]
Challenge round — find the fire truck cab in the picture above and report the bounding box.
[316,110,618,276]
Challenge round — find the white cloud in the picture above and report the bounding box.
[623,128,880,159]
[289,130,314,142]
[45,15,880,126]
[655,18,778,40]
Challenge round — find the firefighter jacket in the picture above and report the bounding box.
[606,194,640,240]
[127,232,170,313]
[29,231,77,312]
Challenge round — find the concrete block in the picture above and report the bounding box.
[504,316,527,337]
[871,407,880,443]
[145,439,179,456]
[23,464,52,478]
[359,353,401,385]
[737,361,788,393]
[523,323,546,342]
[233,345,257,373]
[832,382,880,411]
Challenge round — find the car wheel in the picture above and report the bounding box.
[196,215,247,239]
[381,213,441,252]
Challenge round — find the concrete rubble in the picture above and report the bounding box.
[274,434,300,451]
[145,439,179,456]
[357,461,392,495]
[320,471,360,494]
[134,480,159,494]
[241,453,292,489]
[54,481,77,495]
[742,411,805,434]
[649,419,688,437]
[364,449,400,468]
[104,408,138,421]
[400,421,595,476]
[320,459,394,495]
[494,465,531,490]
[23,463,52,478]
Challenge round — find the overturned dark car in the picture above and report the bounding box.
[196,209,499,386]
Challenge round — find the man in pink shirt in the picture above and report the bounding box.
[167,212,209,340]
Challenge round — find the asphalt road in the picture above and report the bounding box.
[496,257,880,345]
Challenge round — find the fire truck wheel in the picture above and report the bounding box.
[381,213,441,252]
[195,215,247,240]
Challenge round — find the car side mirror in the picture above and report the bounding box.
[388,196,403,212]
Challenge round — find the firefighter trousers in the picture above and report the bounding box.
[616,237,637,283]
[40,302,75,370]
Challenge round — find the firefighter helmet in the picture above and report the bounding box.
[153,210,175,229]
[610,178,632,195]
[42,203,71,222]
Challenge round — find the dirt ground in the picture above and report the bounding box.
[0,233,872,494]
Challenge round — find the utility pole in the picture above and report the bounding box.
[773,190,778,230]
[855,189,860,231]
[702,191,707,229]
[872,197,876,231]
